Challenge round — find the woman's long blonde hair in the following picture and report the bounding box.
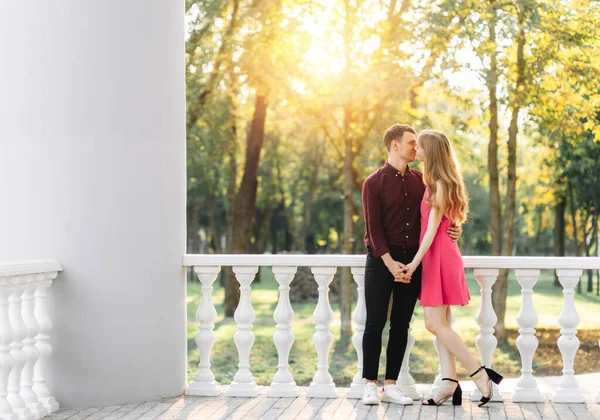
[418,130,469,225]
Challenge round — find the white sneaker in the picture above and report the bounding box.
[362,382,380,405]
[380,384,413,405]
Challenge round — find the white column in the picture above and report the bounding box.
[398,315,419,399]
[268,266,298,398]
[228,266,258,397]
[0,278,18,420]
[347,267,366,399]
[472,269,501,402]
[553,269,585,403]
[7,277,34,420]
[596,340,600,404]
[187,266,221,397]
[18,275,46,420]
[31,273,58,414]
[306,267,337,398]
[513,270,543,403]
[0,0,186,407]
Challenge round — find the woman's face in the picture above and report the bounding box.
[416,141,426,161]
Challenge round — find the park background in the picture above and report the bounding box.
[184,0,600,386]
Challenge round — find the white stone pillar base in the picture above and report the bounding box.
[227,381,258,398]
[9,408,33,420]
[306,382,337,398]
[553,389,586,404]
[37,398,58,415]
[471,383,502,402]
[0,413,18,420]
[186,381,220,397]
[346,377,366,399]
[267,381,297,398]
[512,387,544,403]
[24,403,46,420]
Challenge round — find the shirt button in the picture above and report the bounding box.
[405,236,409,238]
[406,223,409,226]
[407,208,409,210]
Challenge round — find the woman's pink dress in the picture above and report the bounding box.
[419,189,470,307]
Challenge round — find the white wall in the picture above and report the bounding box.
[0,1,187,408]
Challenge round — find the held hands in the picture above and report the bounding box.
[395,261,417,283]
[447,224,462,242]
[386,260,409,283]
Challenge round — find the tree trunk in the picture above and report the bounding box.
[493,10,526,342]
[554,195,566,286]
[567,182,583,294]
[224,92,269,317]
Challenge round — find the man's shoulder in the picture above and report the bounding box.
[363,167,385,188]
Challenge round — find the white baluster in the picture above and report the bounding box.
[553,269,585,403]
[347,267,366,399]
[268,266,298,398]
[595,340,600,404]
[0,277,18,420]
[472,269,501,402]
[306,266,337,398]
[32,272,58,413]
[227,266,258,397]
[7,277,33,420]
[187,266,221,396]
[513,270,543,403]
[19,275,46,420]
[398,315,419,399]
[430,309,455,398]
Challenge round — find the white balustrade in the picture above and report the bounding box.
[187,266,221,396]
[472,269,501,402]
[31,272,59,414]
[398,315,419,399]
[596,340,600,404]
[182,255,600,404]
[346,267,366,399]
[7,279,34,420]
[306,266,337,398]
[19,275,46,420]
[228,266,259,397]
[0,277,17,420]
[513,270,543,403]
[553,269,585,403]
[268,266,298,398]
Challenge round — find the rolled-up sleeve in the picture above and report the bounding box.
[362,178,389,257]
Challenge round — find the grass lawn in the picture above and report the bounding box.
[186,268,600,386]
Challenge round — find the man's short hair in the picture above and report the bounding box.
[384,124,416,151]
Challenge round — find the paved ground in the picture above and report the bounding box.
[45,374,600,420]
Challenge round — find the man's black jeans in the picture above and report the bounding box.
[362,246,422,381]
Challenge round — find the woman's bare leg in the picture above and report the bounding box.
[424,305,492,398]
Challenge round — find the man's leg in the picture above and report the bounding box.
[384,270,421,383]
[362,253,393,383]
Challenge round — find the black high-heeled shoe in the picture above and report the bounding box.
[470,366,503,407]
[422,378,462,406]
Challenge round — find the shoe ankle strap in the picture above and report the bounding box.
[469,366,485,377]
[441,377,458,383]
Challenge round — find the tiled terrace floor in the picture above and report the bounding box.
[45,374,600,420]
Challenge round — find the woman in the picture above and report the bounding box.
[401,130,503,407]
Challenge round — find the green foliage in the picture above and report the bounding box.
[185,0,600,261]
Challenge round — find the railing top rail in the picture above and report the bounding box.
[0,259,63,277]
[183,254,600,270]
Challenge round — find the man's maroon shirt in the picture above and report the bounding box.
[362,161,426,257]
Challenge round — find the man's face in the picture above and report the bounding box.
[392,132,417,162]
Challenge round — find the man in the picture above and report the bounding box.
[361,124,461,405]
